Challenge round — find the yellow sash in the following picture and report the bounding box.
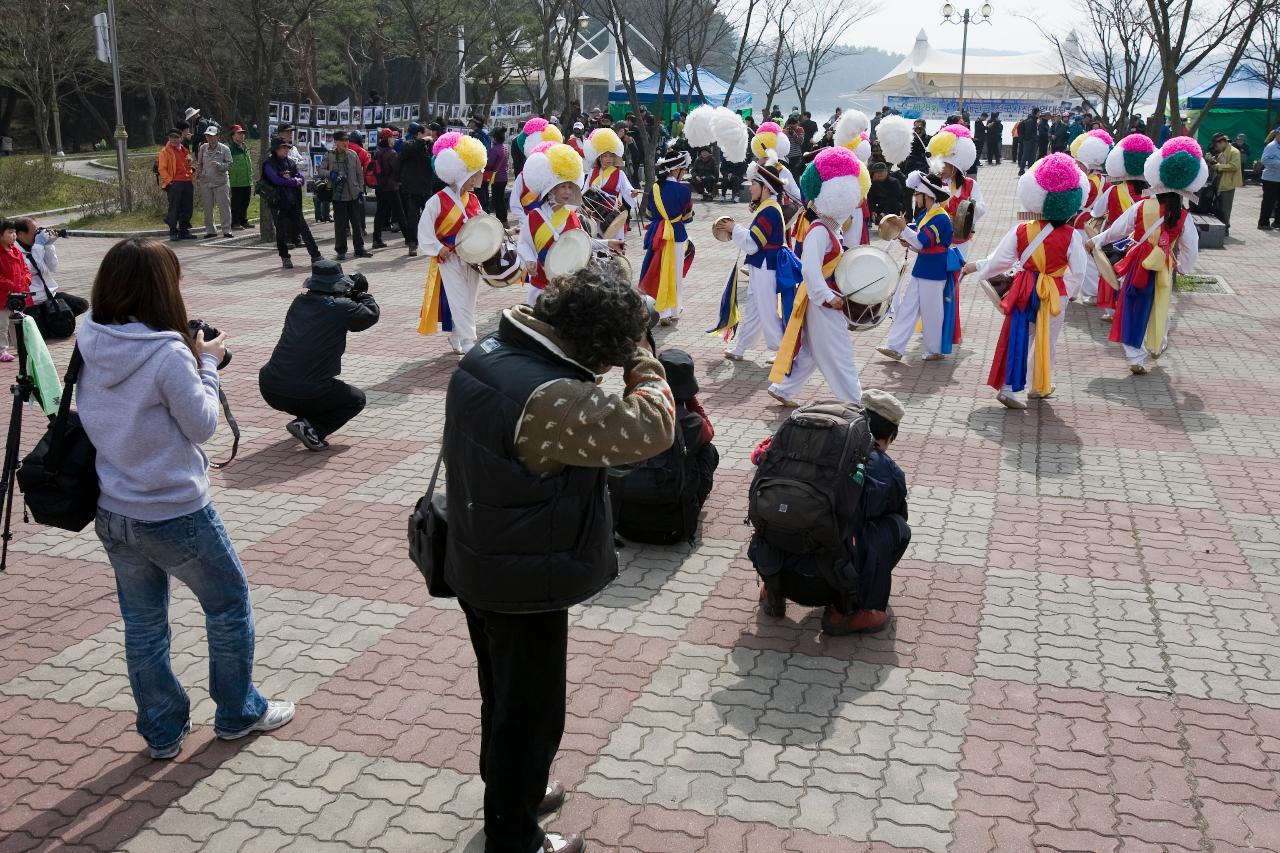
[417,192,472,335]
[534,206,573,255]
[1137,199,1175,356]
[650,184,680,312]
[769,224,840,383]
[1024,221,1065,396]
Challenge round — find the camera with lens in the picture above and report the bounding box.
[38,227,68,239]
[347,273,369,295]
[188,319,232,369]
[5,292,30,313]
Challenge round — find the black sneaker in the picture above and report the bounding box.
[371,241,387,249]
[281,257,293,269]
[286,418,328,451]
[169,233,181,242]
[335,252,348,261]
[354,250,373,258]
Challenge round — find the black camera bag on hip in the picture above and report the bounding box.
[407,443,454,598]
[21,245,78,340]
[18,346,100,531]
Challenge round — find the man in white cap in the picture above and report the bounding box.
[195,126,234,238]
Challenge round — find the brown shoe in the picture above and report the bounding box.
[538,780,566,816]
[821,606,889,635]
[542,832,584,853]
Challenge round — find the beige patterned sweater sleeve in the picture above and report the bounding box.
[515,347,676,475]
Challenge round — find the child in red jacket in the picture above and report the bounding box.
[0,220,33,362]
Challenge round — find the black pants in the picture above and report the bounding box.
[476,183,491,212]
[1217,188,1235,227]
[260,380,365,439]
[373,188,407,245]
[987,138,1002,164]
[230,186,252,228]
[165,181,194,235]
[491,182,509,224]
[853,514,911,611]
[1260,180,1280,226]
[690,175,717,196]
[461,601,567,853]
[332,199,365,255]
[272,206,320,261]
[401,191,428,245]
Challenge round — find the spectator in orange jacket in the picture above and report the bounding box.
[157,129,196,240]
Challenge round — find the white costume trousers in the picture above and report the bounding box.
[884,276,946,356]
[731,264,783,355]
[770,300,863,403]
[438,256,481,354]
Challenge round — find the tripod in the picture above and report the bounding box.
[0,295,35,572]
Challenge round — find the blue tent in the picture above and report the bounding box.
[607,67,752,111]
[1186,66,1276,109]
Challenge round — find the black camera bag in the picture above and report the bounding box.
[407,444,454,598]
[18,347,100,531]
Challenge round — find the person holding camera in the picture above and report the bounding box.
[0,219,33,361]
[320,131,371,261]
[77,237,295,760]
[13,218,88,341]
[444,263,674,853]
[258,259,380,451]
[262,137,322,270]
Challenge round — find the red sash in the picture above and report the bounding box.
[944,178,974,243]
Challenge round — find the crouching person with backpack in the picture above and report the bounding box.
[749,389,910,635]
[611,349,719,544]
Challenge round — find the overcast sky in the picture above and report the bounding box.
[851,2,1071,54]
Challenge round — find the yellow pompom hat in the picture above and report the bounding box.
[524,142,585,198]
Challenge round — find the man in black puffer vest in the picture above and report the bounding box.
[443,262,675,853]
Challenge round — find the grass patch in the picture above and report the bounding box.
[66,193,314,232]
[0,158,102,215]
[1175,274,1222,293]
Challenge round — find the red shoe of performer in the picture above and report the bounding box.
[821,606,889,636]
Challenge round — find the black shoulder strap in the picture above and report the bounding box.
[426,441,444,500]
[44,345,84,473]
[19,244,54,301]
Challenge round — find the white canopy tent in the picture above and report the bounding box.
[860,30,1104,102]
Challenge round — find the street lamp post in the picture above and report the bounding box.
[940,3,993,115]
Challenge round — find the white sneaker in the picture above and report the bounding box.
[876,346,904,361]
[768,388,801,408]
[216,700,296,740]
[997,391,1027,410]
[723,350,744,362]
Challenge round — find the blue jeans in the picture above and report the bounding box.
[95,504,267,749]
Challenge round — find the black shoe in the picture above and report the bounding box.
[371,241,387,249]
[203,233,218,239]
[354,250,373,258]
[286,418,328,451]
[759,579,786,618]
[178,232,197,240]
[281,257,293,269]
[334,252,348,261]
[1259,224,1272,231]
[169,233,181,242]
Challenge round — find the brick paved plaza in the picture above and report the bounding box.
[2,162,1279,853]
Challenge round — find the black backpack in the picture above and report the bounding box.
[17,347,100,532]
[748,400,871,555]
[612,407,697,544]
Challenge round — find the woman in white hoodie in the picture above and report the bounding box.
[77,238,294,760]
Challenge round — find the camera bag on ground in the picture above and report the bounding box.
[748,400,871,555]
[407,443,454,597]
[17,347,99,531]
[612,407,698,545]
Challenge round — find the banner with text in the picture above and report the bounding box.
[886,96,1075,121]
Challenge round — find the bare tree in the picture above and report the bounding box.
[0,0,95,160]
[784,2,877,114]
[716,0,768,106]
[591,0,692,183]
[1145,0,1273,135]
[754,0,794,117]
[1242,8,1280,132]
[1041,0,1158,134]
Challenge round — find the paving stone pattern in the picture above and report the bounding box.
[2,162,1280,852]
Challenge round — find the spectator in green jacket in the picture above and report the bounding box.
[229,125,253,229]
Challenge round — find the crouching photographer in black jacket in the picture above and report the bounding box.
[258,260,380,450]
